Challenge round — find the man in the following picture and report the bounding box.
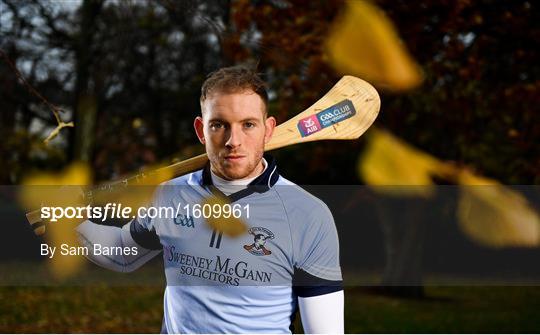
[77,66,344,333]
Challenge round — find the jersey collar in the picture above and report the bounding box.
[201,154,280,202]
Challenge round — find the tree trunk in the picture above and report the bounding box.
[70,0,103,162]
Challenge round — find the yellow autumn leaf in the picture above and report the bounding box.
[456,170,540,248]
[45,217,88,279]
[457,169,498,186]
[358,129,540,247]
[203,195,247,237]
[325,0,423,91]
[20,162,92,279]
[358,128,453,196]
[19,162,91,210]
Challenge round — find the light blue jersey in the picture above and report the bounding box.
[130,156,342,333]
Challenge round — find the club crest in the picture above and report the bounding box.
[243,227,275,256]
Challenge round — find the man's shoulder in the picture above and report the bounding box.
[150,170,204,202]
[161,169,203,187]
[273,176,331,218]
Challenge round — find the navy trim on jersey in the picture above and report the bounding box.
[292,267,343,298]
[202,154,280,203]
[130,218,162,250]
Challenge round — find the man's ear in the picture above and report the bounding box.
[194,116,205,144]
[264,116,276,144]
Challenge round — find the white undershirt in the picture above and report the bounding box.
[211,158,268,195]
[299,291,344,333]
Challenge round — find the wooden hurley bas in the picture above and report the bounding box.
[26,76,381,234]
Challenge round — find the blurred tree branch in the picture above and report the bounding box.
[0,48,74,144]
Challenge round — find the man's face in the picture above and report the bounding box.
[194,90,276,180]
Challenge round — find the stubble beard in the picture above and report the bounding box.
[209,147,265,181]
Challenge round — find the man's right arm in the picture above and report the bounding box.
[76,220,161,273]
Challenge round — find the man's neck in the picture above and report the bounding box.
[211,158,268,195]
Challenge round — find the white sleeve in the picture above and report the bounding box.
[298,290,344,334]
[76,220,161,273]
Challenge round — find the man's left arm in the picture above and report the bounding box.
[292,201,344,333]
[299,290,344,334]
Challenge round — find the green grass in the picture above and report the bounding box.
[0,286,163,333]
[1,286,540,333]
[345,286,540,333]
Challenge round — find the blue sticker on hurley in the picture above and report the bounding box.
[297,99,356,137]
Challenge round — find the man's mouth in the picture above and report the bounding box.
[224,154,246,161]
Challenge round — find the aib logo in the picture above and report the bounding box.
[174,214,195,228]
[297,115,322,137]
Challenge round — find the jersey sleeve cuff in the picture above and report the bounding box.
[130,219,162,250]
[293,267,343,297]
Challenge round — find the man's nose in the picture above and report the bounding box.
[225,125,242,148]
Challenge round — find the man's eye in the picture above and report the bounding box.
[244,122,255,129]
[210,123,223,130]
